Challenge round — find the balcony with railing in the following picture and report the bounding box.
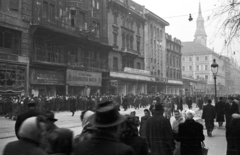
[32,18,108,44]
[68,56,108,70]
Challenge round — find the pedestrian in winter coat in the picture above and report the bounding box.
[226,114,240,155]
[202,99,216,137]
[120,115,148,155]
[172,110,185,155]
[186,96,192,109]
[73,101,135,155]
[15,100,41,139]
[177,97,183,111]
[215,97,225,127]
[225,97,239,127]
[146,104,175,155]
[176,110,205,155]
[139,109,151,137]
[3,116,47,155]
[69,97,76,116]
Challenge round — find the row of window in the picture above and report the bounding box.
[182,64,209,71]
[196,75,209,81]
[112,57,141,71]
[34,37,108,70]
[167,69,181,80]
[0,27,21,55]
[0,0,20,11]
[167,55,181,68]
[182,56,208,62]
[150,25,163,41]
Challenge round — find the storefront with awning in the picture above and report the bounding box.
[108,67,156,95]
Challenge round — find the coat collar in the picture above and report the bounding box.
[92,132,120,142]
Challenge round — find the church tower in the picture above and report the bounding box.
[194,3,207,46]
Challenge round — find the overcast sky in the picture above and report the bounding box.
[135,0,240,60]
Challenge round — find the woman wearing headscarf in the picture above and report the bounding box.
[3,116,47,155]
[73,110,96,144]
[120,115,148,155]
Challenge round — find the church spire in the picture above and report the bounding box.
[194,2,207,47]
[198,2,202,15]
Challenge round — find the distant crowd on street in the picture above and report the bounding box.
[1,93,240,155]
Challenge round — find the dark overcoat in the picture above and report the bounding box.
[202,104,216,131]
[3,139,47,155]
[225,102,239,127]
[146,113,175,155]
[121,136,148,155]
[139,115,151,137]
[177,97,183,111]
[73,133,135,155]
[176,119,205,155]
[226,119,240,155]
[15,109,41,139]
[69,98,76,112]
[215,100,225,122]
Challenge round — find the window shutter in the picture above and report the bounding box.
[10,0,19,11]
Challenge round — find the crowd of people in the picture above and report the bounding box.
[1,93,240,155]
[0,93,217,119]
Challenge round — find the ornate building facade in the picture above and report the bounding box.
[165,33,183,95]
[107,0,151,95]
[30,0,112,96]
[0,0,31,95]
[144,9,169,93]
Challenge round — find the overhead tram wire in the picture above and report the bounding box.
[162,5,224,19]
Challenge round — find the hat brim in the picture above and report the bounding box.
[46,118,58,122]
[89,114,126,128]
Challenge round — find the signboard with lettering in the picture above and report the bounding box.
[124,67,151,75]
[30,69,65,85]
[168,80,183,85]
[110,72,155,82]
[66,69,102,86]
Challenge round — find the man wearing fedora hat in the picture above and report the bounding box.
[73,101,135,155]
[15,100,41,139]
[41,111,58,150]
[225,97,239,128]
[146,104,175,155]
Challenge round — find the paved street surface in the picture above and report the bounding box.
[0,104,227,155]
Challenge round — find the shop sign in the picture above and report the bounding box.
[124,67,150,75]
[30,69,65,85]
[168,80,183,85]
[110,72,155,81]
[66,69,102,86]
[156,77,168,82]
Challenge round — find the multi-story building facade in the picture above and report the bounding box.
[30,0,112,96]
[107,0,157,95]
[144,9,169,93]
[0,0,31,95]
[181,47,225,95]
[231,62,240,94]
[165,33,182,95]
[182,3,226,96]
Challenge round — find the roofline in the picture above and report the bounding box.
[145,9,169,26]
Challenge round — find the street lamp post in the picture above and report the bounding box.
[211,59,219,103]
